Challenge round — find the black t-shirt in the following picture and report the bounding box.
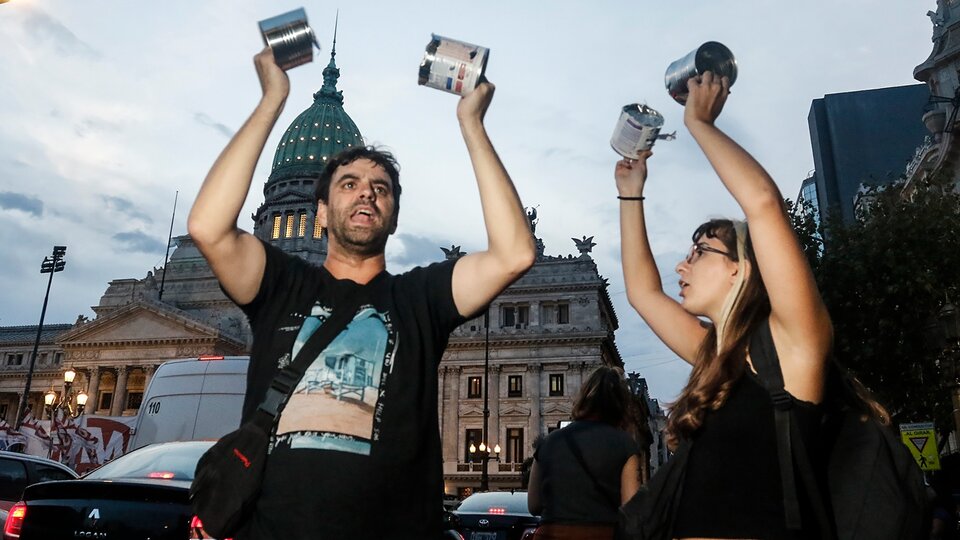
[534,420,639,525]
[672,372,823,540]
[234,242,464,540]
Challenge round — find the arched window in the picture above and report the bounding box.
[285,214,295,238]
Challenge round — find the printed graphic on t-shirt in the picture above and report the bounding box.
[275,302,397,456]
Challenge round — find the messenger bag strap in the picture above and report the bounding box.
[560,425,621,509]
[256,272,387,420]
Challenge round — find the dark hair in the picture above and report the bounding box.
[314,146,402,216]
[571,366,632,429]
[666,218,771,448]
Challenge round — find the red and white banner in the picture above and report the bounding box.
[0,409,137,473]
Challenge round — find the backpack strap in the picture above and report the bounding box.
[559,425,622,509]
[749,319,833,539]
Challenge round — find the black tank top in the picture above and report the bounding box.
[672,371,823,540]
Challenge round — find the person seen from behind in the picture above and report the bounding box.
[527,365,641,540]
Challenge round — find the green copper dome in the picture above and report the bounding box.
[268,46,364,181]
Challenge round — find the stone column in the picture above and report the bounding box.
[143,365,156,393]
[443,367,461,463]
[489,365,501,452]
[85,367,101,415]
[111,366,130,417]
[527,363,542,455]
[529,301,540,326]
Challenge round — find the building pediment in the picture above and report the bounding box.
[459,405,485,418]
[542,402,571,416]
[499,405,531,417]
[57,300,241,348]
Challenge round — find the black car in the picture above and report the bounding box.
[448,491,539,540]
[0,450,79,512]
[2,440,221,540]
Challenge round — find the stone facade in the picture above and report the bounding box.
[905,0,960,192]
[438,237,634,496]
[0,324,72,423]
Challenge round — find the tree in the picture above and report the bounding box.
[789,176,960,439]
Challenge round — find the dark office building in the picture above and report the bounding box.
[807,84,930,224]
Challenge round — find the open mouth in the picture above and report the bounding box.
[678,280,689,296]
[351,205,378,223]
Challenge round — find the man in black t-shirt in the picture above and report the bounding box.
[188,48,536,539]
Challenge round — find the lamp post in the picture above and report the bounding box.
[469,441,501,492]
[466,307,502,491]
[43,368,88,460]
[15,246,67,432]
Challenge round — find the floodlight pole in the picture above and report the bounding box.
[14,246,67,433]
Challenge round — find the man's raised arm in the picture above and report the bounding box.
[187,49,290,305]
[451,82,536,318]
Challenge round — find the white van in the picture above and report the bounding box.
[130,355,249,451]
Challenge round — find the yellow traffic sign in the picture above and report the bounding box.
[899,422,940,471]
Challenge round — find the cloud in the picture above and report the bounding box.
[0,192,43,216]
[101,195,153,225]
[22,10,99,60]
[74,117,123,138]
[194,113,235,138]
[112,231,165,254]
[388,233,457,268]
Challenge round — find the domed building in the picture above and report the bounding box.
[252,41,364,264]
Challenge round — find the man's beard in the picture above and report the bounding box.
[327,205,393,256]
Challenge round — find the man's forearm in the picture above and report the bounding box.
[188,95,286,246]
[460,119,534,267]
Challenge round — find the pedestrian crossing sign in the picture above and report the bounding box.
[899,422,940,471]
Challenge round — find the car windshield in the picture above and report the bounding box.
[85,441,213,481]
[455,491,530,515]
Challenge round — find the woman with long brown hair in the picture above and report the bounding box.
[616,71,832,539]
[527,365,641,540]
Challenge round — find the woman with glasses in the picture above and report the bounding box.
[615,71,831,539]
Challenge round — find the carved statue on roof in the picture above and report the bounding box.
[573,236,596,256]
[441,245,466,260]
[526,206,539,234]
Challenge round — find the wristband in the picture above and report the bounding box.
[617,196,645,201]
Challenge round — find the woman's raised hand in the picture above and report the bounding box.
[684,71,730,127]
[615,150,652,198]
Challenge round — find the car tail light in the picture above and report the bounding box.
[188,515,233,540]
[198,355,224,361]
[487,506,506,514]
[4,502,26,539]
[146,471,176,479]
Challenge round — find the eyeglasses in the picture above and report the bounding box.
[685,243,735,264]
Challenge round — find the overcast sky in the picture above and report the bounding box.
[0,0,938,402]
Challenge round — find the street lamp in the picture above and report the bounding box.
[14,246,67,432]
[43,368,88,460]
[469,441,501,491]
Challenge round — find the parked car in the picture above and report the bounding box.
[447,490,539,540]
[0,451,78,511]
[3,440,221,539]
[130,355,248,451]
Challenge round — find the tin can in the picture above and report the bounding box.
[610,104,668,159]
[418,34,489,96]
[259,8,319,71]
[664,41,738,104]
